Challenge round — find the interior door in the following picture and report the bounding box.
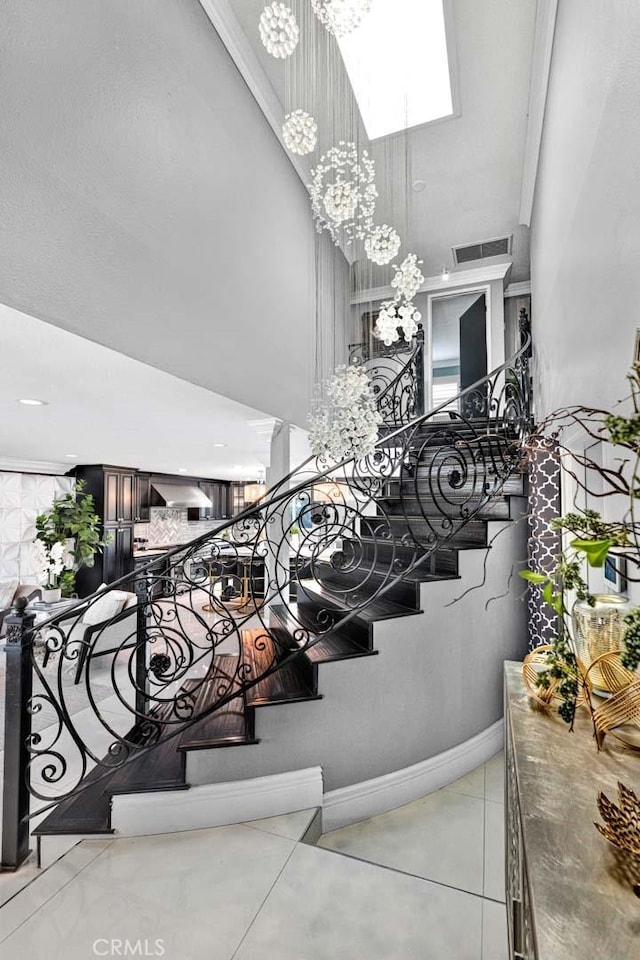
[459,295,487,417]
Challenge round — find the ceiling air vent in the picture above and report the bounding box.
[452,235,512,266]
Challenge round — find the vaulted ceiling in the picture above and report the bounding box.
[229,0,537,283]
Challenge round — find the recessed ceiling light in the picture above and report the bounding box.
[178,468,188,473]
[65,454,78,459]
[412,179,427,192]
[18,398,48,406]
[212,443,227,448]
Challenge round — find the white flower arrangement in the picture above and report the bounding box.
[309,365,383,461]
[32,538,67,589]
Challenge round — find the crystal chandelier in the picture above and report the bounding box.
[309,365,382,461]
[391,254,425,302]
[282,110,318,155]
[364,224,401,265]
[309,142,377,245]
[374,300,422,346]
[311,0,373,37]
[259,3,300,59]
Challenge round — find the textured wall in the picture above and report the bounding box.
[134,508,219,548]
[0,472,75,585]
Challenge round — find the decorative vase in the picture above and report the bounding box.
[572,594,633,694]
[41,587,62,604]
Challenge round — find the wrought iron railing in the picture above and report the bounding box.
[1,333,531,868]
[348,324,425,428]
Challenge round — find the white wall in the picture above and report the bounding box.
[531,0,640,418]
[0,0,349,427]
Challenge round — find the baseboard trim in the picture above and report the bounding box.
[322,719,503,832]
[112,766,323,837]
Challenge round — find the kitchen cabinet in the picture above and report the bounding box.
[103,469,134,524]
[134,473,150,523]
[187,481,230,522]
[71,465,137,597]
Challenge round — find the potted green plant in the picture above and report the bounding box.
[34,480,111,598]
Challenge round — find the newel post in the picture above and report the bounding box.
[1,596,35,870]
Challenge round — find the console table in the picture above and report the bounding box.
[504,661,640,959]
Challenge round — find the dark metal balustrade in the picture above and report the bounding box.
[1,329,530,869]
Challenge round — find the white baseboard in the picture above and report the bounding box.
[322,719,504,832]
[111,766,323,837]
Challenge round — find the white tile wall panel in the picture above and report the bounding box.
[0,472,75,583]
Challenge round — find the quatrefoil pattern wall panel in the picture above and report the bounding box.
[0,472,75,583]
[527,440,561,648]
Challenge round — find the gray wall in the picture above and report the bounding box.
[188,507,528,791]
[0,0,346,426]
[531,0,640,418]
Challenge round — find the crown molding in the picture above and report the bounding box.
[0,457,70,476]
[505,280,531,298]
[519,0,559,226]
[350,261,512,306]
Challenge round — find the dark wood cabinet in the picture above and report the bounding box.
[72,465,137,597]
[134,473,150,523]
[103,469,135,524]
[187,481,230,522]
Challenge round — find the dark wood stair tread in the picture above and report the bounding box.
[34,689,194,837]
[269,603,376,663]
[241,630,320,707]
[177,655,257,752]
[298,580,422,623]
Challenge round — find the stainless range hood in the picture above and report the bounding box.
[150,482,212,509]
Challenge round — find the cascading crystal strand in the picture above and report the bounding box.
[364,223,401,265]
[259,3,300,59]
[309,142,377,245]
[282,110,318,155]
[311,0,373,37]
[391,254,425,302]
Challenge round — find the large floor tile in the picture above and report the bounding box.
[244,808,318,842]
[482,898,508,960]
[443,764,486,800]
[0,839,112,941]
[483,801,505,903]
[319,789,485,895]
[0,825,296,960]
[484,752,504,803]
[234,842,484,960]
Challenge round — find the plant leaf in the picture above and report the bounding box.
[519,570,549,584]
[570,538,614,567]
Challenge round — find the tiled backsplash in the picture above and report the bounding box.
[0,472,75,584]
[134,508,219,547]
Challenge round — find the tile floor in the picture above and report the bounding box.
[0,755,507,960]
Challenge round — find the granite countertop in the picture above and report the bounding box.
[505,662,640,959]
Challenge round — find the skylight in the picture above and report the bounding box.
[337,0,453,141]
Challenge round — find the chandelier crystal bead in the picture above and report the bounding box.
[309,365,382,461]
[365,224,401,265]
[311,0,373,37]
[259,3,300,59]
[309,142,377,245]
[391,254,425,302]
[374,300,422,346]
[282,110,318,155]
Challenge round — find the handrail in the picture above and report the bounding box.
[2,332,531,845]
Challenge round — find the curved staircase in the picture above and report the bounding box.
[2,335,531,857]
